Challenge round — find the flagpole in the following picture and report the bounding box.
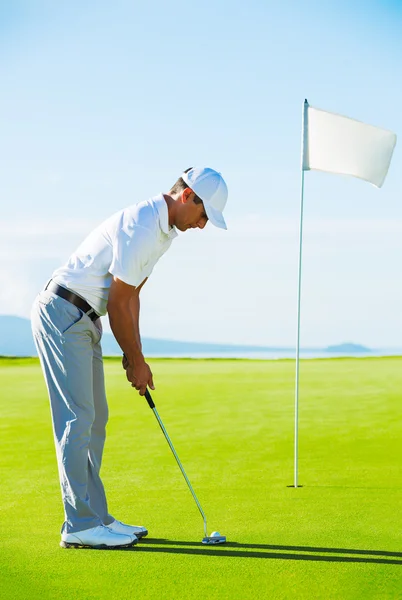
[294,99,308,488]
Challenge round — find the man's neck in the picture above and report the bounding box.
[163,194,175,228]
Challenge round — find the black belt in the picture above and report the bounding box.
[45,280,100,322]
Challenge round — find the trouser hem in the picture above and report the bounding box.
[61,518,103,535]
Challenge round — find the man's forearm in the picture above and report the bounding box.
[108,296,144,365]
[128,295,141,351]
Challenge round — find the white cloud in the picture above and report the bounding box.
[0,216,97,237]
[3,214,402,237]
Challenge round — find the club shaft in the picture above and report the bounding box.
[152,406,208,537]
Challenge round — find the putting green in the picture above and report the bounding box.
[1,357,401,599]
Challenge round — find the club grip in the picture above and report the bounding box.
[123,354,155,408]
[145,389,155,409]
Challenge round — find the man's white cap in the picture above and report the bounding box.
[181,167,228,230]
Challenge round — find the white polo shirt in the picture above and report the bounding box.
[52,194,178,316]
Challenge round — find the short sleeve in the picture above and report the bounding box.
[109,223,156,287]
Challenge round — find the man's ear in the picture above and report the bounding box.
[181,187,193,203]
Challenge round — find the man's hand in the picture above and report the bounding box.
[124,356,155,396]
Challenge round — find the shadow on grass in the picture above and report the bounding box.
[308,485,402,490]
[116,538,402,565]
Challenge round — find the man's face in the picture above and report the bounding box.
[175,190,209,232]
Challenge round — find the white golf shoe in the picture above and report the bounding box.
[60,524,138,549]
[106,519,148,539]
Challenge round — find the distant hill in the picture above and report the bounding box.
[0,315,292,357]
[0,315,378,358]
[325,343,371,354]
[0,316,38,357]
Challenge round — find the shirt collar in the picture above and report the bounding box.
[154,193,178,239]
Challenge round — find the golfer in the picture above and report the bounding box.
[31,167,228,550]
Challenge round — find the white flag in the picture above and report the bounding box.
[302,101,397,187]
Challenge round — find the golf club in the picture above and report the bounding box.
[144,388,226,545]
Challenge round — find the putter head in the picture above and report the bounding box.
[202,533,226,545]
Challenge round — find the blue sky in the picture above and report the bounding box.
[1,0,401,347]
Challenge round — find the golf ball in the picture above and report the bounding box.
[210,531,221,537]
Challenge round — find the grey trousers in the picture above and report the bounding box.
[31,289,114,534]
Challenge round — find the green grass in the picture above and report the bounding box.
[1,357,401,599]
